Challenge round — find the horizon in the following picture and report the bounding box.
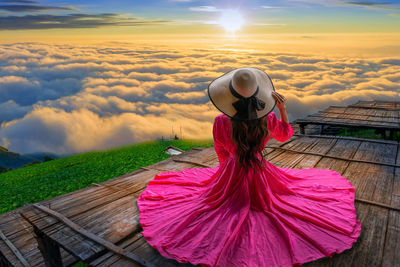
[0,0,399,156]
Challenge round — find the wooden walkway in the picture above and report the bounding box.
[1,133,399,266]
[349,100,400,110]
[294,100,400,139]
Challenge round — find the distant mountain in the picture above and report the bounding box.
[23,152,61,162]
[0,146,61,171]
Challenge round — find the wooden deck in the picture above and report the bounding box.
[1,133,399,266]
[349,100,400,110]
[294,100,400,139]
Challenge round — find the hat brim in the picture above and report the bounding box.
[208,67,276,120]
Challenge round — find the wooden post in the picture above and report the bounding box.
[299,124,305,134]
[33,226,63,267]
[319,125,324,135]
[29,203,156,267]
[389,130,394,140]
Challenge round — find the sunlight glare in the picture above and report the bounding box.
[217,9,244,34]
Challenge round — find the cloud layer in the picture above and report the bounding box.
[0,41,399,155]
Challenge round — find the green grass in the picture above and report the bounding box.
[0,139,214,215]
[336,128,382,139]
[336,127,400,141]
[71,262,89,267]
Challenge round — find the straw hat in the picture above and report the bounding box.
[207,67,276,121]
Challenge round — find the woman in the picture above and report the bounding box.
[137,67,361,267]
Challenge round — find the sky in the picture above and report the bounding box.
[0,0,399,156]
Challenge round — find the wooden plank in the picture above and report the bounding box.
[267,137,316,168]
[15,189,140,240]
[343,163,393,205]
[381,144,400,267]
[90,232,192,267]
[167,148,218,167]
[21,206,110,263]
[295,106,400,130]
[263,135,299,156]
[22,208,104,261]
[0,209,37,245]
[293,134,398,145]
[319,107,400,119]
[295,117,399,129]
[291,137,338,169]
[0,208,48,267]
[3,173,156,264]
[89,232,144,266]
[22,190,142,243]
[24,203,155,267]
[0,229,30,267]
[267,146,400,168]
[20,185,157,264]
[3,207,86,267]
[392,146,400,208]
[295,138,360,173]
[349,101,400,111]
[304,203,388,267]
[23,189,191,266]
[201,153,220,166]
[381,209,400,267]
[352,142,397,165]
[172,159,213,168]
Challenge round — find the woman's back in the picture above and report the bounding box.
[213,111,294,164]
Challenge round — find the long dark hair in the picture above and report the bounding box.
[229,117,269,171]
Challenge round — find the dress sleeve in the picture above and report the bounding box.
[213,115,229,164]
[267,111,294,142]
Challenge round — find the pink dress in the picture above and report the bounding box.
[137,112,361,267]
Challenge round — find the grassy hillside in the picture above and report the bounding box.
[0,139,214,215]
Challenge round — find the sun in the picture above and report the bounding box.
[217,9,244,34]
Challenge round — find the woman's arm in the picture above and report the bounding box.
[272,91,289,123]
[269,91,293,142]
[213,115,229,164]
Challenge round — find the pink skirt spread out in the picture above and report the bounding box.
[136,158,361,266]
[137,113,361,266]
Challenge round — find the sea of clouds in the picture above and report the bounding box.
[0,41,399,156]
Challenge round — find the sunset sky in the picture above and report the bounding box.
[0,0,399,156]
